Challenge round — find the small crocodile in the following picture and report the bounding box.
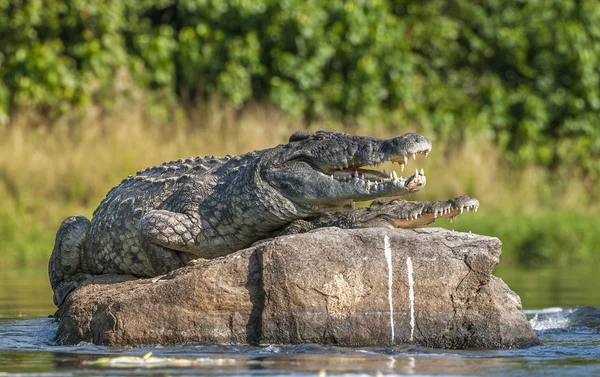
[49,131,478,306]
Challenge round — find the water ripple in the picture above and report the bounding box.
[527,306,600,333]
[1,308,599,376]
[0,318,57,349]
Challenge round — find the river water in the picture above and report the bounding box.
[1,267,599,376]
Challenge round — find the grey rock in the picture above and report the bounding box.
[55,228,540,349]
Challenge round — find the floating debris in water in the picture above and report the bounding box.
[85,352,237,368]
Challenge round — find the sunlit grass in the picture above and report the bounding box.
[0,101,597,268]
[449,210,600,266]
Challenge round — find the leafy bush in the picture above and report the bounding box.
[0,0,598,182]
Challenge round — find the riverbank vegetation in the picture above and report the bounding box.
[1,101,598,268]
[1,0,598,267]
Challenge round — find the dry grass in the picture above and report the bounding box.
[0,101,596,267]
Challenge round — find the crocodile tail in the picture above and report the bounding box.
[48,216,90,305]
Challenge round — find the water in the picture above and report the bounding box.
[1,267,599,376]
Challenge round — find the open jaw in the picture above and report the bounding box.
[319,148,431,200]
[327,161,427,192]
[263,131,433,208]
[382,195,480,229]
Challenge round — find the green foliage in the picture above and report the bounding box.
[0,0,599,180]
[0,202,54,268]
[453,210,600,266]
[0,0,129,116]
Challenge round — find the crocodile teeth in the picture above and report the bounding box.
[420,168,424,175]
[414,168,419,177]
[391,170,398,180]
[424,152,429,157]
[460,206,464,214]
[353,170,359,178]
[400,163,405,172]
[403,156,408,164]
[412,153,416,160]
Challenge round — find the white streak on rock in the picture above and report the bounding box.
[384,232,394,344]
[407,256,415,342]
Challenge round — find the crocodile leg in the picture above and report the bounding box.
[273,195,479,236]
[48,215,91,306]
[138,210,205,275]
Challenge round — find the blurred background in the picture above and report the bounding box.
[0,0,599,309]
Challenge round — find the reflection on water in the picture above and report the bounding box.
[0,312,599,376]
[494,264,600,309]
[0,266,599,376]
[0,268,55,318]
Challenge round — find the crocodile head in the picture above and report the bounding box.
[263,131,432,211]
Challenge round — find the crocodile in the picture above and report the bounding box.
[49,130,479,306]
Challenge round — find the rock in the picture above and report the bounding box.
[54,227,541,348]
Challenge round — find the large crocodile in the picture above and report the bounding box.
[49,131,478,306]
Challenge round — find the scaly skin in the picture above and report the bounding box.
[272,195,480,236]
[49,131,477,306]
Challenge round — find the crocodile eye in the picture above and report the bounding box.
[313,130,334,141]
[289,132,313,142]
